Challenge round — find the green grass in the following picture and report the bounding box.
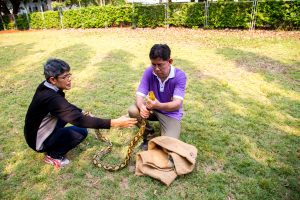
[0,28,299,200]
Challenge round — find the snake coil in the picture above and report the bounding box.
[89,91,155,171]
[92,119,146,171]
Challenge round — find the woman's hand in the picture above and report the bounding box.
[111,116,137,128]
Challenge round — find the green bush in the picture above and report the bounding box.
[113,6,132,26]
[62,9,82,28]
[169,3,205,28]
[44,11,60,29]
[79,6,110,28]
[51,1,66,11]
[1,1,299,31]
[29,11,60,29]
[0,16,10,30]
[29,12,44,29]
[0,14,29,30]
[256,1,300,29]
[134,5,165,28]
[62,6,132,28]
[15,14,29,30]
[7,22,15,30]
[208,1,253,29]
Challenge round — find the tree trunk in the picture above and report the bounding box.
[0,0,11,15]
[10,0,22,14]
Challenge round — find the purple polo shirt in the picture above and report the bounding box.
[136,65,187,121]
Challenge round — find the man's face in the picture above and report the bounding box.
[50,71,72,90]
[151,58,172,80]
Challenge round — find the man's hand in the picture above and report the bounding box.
[111,116,137,128]
[139,104,150,119]
[146,97,159,110]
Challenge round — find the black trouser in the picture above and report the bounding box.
[42,119,88,159]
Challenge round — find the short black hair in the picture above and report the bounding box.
[149,44,171,61]
[44,58,70,81]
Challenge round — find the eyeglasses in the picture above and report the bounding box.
[57,73,72,80]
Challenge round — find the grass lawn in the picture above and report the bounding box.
[0,28,299,200]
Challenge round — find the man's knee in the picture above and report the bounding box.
[74,127,88,142]
[128,104,139,118]
[158,115,181,139]
[81,128,88,138]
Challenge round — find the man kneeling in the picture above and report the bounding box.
[128,44,187,150]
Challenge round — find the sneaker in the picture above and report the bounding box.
[139,139,148,151]
[44,155,70,169]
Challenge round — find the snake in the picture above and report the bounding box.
[92,119,146,171]
[90,91,155,171]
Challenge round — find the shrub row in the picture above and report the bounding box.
[169,3,206,27]
[0,1,299,30]
[208,2,253,28]
[256,1,300,29]
[62,6,133,28]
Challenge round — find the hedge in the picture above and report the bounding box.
[134,5,165,28]
[15,14,30,30]
[208,2,253,29]
[169,3,205,28]
[256,1,300,29]
[62,6,133,28]
[0,1,299,30]
[43,11,60,29]
[0,15,12,30]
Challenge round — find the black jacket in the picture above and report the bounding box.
[24,81,111,151]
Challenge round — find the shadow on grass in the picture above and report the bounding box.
[0,43,95,122]
[216,48,300,89]
[48,43,94,71]
[0,43,95,92]
[0,43,37,68]
[70,49,138,116]
[64,49,141,165]
[1,48,299,199]
[0,43,96,199]
[172,57,299,199]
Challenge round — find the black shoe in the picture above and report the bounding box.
[139,139,148,151]
[145,127,155,134]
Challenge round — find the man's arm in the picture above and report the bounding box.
[146,97,182,112]
[49,94,137,129]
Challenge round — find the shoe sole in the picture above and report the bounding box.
[44,157,61,169]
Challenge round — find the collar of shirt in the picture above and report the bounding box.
[152,65,175,92]
[152,65,175,81]
[44,80,59,92]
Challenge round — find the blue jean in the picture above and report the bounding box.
[42,119,88,159]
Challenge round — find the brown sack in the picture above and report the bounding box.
[135,149,177,186]
[135,136,198,186]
